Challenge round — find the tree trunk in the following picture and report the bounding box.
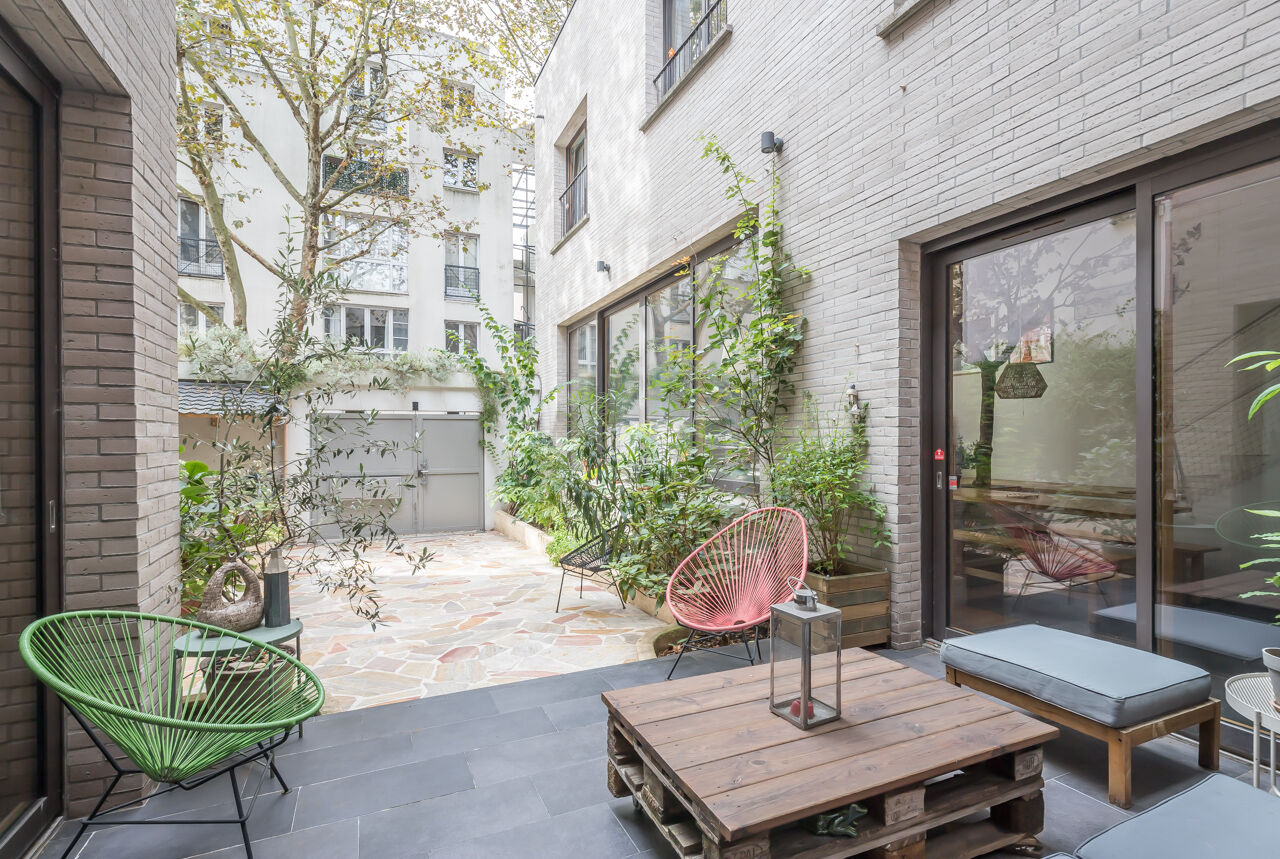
[974,361,1000,488]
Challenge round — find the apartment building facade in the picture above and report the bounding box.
[177,65,532,533]
[0,0,179,852]
[536,0,1280,745]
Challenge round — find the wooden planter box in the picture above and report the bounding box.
[627,590,675,625]
[805,563,890,649]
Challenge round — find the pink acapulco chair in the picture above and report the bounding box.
[989,503,1118,608]
[664,506,807,679]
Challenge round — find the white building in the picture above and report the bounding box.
[535,0,1280,750]
[178,59,531,532]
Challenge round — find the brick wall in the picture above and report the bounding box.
[2,0,178,815]
[534,0,1280,648]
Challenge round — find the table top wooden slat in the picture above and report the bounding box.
[603,649,1057,843]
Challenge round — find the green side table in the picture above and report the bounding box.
[172,619,308,735]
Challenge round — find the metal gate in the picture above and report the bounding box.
[321,413,484,535]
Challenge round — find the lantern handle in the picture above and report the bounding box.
[787,575,806,594]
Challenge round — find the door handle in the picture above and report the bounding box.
[936,471,943,490]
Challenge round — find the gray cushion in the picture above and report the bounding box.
[1077,774,1278,858]
[1041,855,1075,859]
[1094,603,1280,662]
[940,624,1210,728]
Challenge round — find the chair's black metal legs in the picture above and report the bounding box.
[666,629,694,680]
[555,568,567,612]
[230,769,254,859]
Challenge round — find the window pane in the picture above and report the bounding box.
[568,322,598,409]
[1155,159,1280,693]
[605,303,642,425]
[345,306,365,344]
[179,199,201,239]
[645,277,693,421]
[947,211,1137,639]
[369,308,387,349]
[464,322,478,353]
[180,302,200,331]
[393,309,408,351]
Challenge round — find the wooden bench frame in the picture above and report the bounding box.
[946,665,1220,809]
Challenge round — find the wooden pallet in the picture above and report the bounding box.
[603,650,1056,859]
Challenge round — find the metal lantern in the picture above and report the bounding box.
[262,548,291,628]
[769,577,842,729]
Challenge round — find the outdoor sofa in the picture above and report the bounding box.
[1044,773,1275,858]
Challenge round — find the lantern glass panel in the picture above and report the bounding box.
[768,601,841,729]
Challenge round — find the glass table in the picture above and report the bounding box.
[1224,673,1280,796]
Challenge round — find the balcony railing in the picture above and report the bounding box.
[323,154,409,196]
[444,264,480,300]
[178,236,224,278]
[654,0,728,100]
[560,169,587,236]
[515,321,534,342]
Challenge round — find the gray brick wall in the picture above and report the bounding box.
[534,0,1280,648]
[3,0,178,815]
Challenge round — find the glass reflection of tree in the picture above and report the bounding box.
[646,277,694,421]
[607,312,641,423]
[953,215,1135,487]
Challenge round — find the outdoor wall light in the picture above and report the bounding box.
[596,260,611,273]
[761,131,784,154]
[845,383,860,414]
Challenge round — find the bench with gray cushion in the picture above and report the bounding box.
[1042,773,1274,858]
[941,624,1220,808]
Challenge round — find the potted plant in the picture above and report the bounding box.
[772,400,893,649]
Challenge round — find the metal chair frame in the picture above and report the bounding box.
[556,526,625,611]
[990,503,1119,609]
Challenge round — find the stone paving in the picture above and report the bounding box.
[289,530,668,712]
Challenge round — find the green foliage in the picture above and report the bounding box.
[545,529,581,565]
[650,136,807,492]
[1231,349,1280,620]
[494,430,577,532]
[772,401,889,574]
[181,257,434,625]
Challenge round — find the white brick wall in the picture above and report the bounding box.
[534,0,1280,647]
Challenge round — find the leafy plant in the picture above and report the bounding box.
[1231,350,1280,618]
[182,255,434,625]
[772,401,890,575]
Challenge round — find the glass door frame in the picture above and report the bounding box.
[0,19,63,859]
[921,120,1280,647]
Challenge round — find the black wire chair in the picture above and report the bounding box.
[556,526,626,611]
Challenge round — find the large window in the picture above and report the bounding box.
[324,305,409,353]
[1154,159,1280,695]
[605,302,643,425]
[444,233,479,300]
[567,322,598,410]
[178,198,224,278]
[325,213,407,293]
[945,210,1138,639]
[645,276,693,421]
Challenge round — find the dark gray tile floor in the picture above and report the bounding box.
[35,645,1251,859]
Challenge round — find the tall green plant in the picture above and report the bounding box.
[652,137,806,495]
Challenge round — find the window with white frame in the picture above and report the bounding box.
[324,213,408,293]
[443,150,478,190]
[180,301,224,336]
[178,198,224,278]
[441,79,475,121]
[444,320,479,355]
[323,305,409,353]
[443,232,480,300]
[348,65,387,132]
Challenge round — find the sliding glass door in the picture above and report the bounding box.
[1154,159,1280,692]
[945,209,1138,637]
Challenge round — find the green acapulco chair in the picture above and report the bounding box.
[20,610,324,859]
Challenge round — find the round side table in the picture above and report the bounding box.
[1224,672,1280,796]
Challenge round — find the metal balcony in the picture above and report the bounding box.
[654,0,728,100]
[177,236,224,278]
[560,169,587,235]
[444,264,480,300]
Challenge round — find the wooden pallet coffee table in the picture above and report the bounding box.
[603,648,1058,859]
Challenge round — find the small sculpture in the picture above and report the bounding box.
[196,560,264,632]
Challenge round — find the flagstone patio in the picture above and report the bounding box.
[290,531,668,712]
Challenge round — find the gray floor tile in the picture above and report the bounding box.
[357,776,548,857]
[542,693,608,730]
[193,819,360,859]
[274,730,417,786]
[353,688,498,741]
[609,797,680,857]
[530,757,616,816]
[409,706,556,760]
[72,784,298,859]
[466,722,604,786]
[292,753,473,830]
[426,802,640,859]
[486,669,615,713]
